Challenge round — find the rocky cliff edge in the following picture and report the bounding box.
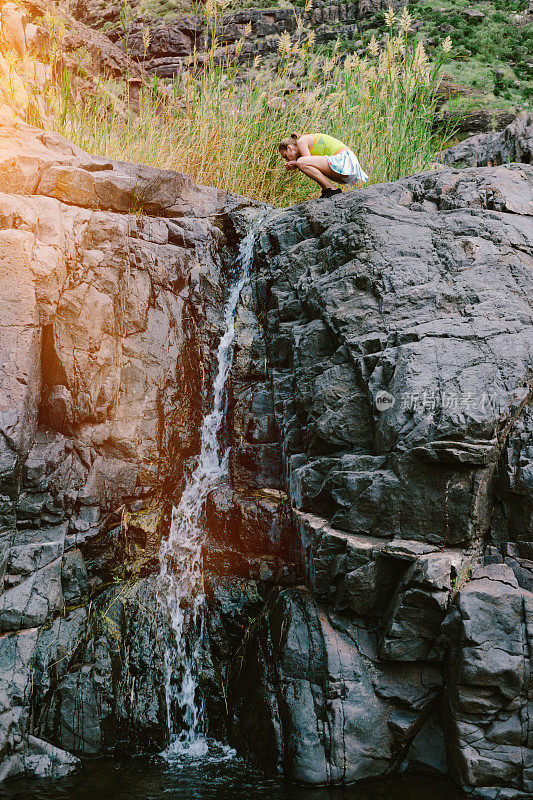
[0,109,531,800]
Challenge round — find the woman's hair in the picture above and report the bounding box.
[278,133,300,153]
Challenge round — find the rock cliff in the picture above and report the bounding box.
[76,1,383,78]
[0,110,279,778]
[227,163,533,798]
[0,110,531,800]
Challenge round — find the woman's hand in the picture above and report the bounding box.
[285,160,298,170]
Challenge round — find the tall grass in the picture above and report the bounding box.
[39,3,451,206]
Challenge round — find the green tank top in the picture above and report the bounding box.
[310,133,347,156]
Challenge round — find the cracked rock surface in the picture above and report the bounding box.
[0,113,286,779]
[227,163,533,797]
[438,112,533,169]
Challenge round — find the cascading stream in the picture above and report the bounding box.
[156,219,262,759]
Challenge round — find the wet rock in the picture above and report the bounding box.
[23,736,80,778]
[32,608,88,700]
[38,579,168,757]
[203,575,272,736]
[0,627,39,775]
[45,665,104,754]
[207,485,294,556]
[228,586,446,783]
[228,587,392,783]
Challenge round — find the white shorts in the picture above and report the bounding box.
[327,148,369,184]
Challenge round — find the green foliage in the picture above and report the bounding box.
[405,0,532,112]
[451,564,472,592]
[410,1,532,65]
[493,0,528,12]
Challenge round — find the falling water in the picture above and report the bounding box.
[157,220,260,758]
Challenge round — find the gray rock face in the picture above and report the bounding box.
[33,578,170,756]
[435,109,518,138]
[378,552,462,661]
[227,163,533,797]
[438,112,533,168]
[255,164,532,550]
[444,566,533,798]
[229,585,443,784]
[104,2,381,78]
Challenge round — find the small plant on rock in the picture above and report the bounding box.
[451,564,473,594]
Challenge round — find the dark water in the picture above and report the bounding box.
[0,747,466,800]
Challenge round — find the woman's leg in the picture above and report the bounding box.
[296,155,342,189]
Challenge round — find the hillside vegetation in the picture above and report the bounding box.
[366,0,532,124]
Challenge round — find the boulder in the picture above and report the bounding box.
[436,109,517,137]
[438,112,533,167]
[23,736,80,779]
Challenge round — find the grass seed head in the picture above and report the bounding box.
[368,34,379,57]
[399,6,412,33]
[442,36,453,53]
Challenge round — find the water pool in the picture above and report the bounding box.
[0,748,466,800]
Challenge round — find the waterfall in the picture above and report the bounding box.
[156,220,260,758]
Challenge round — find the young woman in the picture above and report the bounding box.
[278,132,369,198]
